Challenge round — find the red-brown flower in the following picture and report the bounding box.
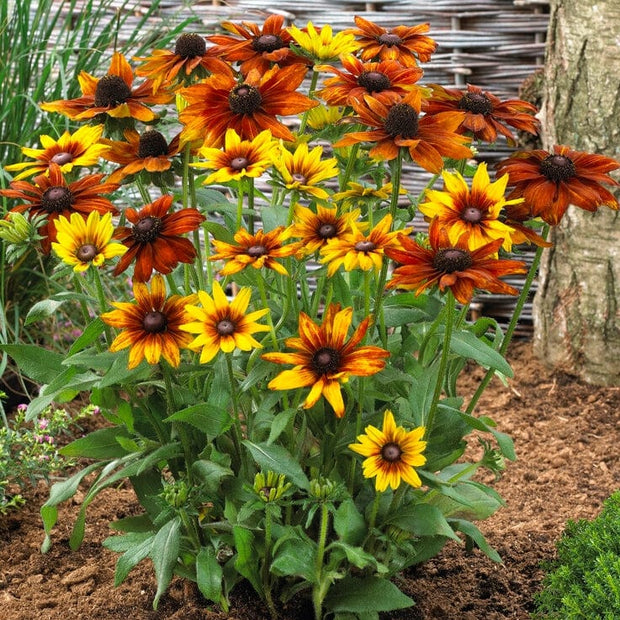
[496,145,620,225]
[425,84,539,146]
[113,195,205,282]
[0,163,118,253]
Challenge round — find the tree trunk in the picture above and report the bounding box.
[533,0,620,386]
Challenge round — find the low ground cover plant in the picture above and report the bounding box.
[1,8,618,619]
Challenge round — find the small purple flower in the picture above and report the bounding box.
[17,403,28,413]
[38,418,50,430]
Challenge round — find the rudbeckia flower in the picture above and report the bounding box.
[262,304,389,417]
[320,214,409,276]
[5,125,109,180]
[180,281,270,364]
[332,181,402,209]
[193,129,279,184]
[496,145,620,226]
[418,163,521,252]
[51,211,126,272]
[113,195,205,282]
[206,14,307,75]
[334,91,472,174]
[349,410,426,492]
[0,163,119,253]
[425,83,539,146]
[287,22,359,63]
[345,16,437,66]
[179,62,317,148]
[101,275,195,369]
[210,227,298,276]
[386,219,527,304]
[40,52,173,122]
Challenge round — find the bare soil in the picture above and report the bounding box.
[0,342,618,619]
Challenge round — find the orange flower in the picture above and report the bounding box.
[334,91,472,173]
[317,55,423,107]
[386,219,527,304]
[425,84,539,146]
[179,62,317,148]
[206,14,307,75]
[0,163,118,253]
[262,304,389,417]
[100,129,181,184]
[40,52,172,122]
[496,145,620,226]
[113,195,205,282]
[345,16,437,66]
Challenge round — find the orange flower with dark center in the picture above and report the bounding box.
[386,219,527,304]
[206,14,307,75]
[317,55,423,106]
[100,128,181,184]
[335,91,472,173]
[40,52,173,122]
[345,16,437,66]
[0,163,119,253]
[179,62,317,148]
[262,303,389,417]
[496,145,620,226]
[113,195,205,282]
[424,84,539,146]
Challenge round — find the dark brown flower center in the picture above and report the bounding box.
[380,441,402,462]
[216,318,236,336]
[41,186,73,212]
[138,131,169,159]
[318,223,337,239]
[132,216,163,243]
[378,33,402,47]
[259,486,274,498]
[432,248,474,273]
[76,244,98,262]
[311,347,341,374]
[354,240,376,253]
[539,154,576,182]
[247,244,267,258]
[229,84,263,115]
[357,70,391,93]
[458,92,493,115]
[292,172,307,184]
[94,74,132,108]
[384,103,419,139]
[252,34,285,53]
[143,310,167,333]
[461,206,484,223]
[174,33,207,58]
[51,152,74,166]
[230,156,250,171]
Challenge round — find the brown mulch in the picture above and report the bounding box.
[0,342,618,619]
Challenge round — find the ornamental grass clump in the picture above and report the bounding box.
[1,11,619,620]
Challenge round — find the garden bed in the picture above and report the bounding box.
[0,341,617,619]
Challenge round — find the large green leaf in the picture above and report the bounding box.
[333,499,366,545]
[270,536,316,582]
[196,546,223,603]
[325,576,414,614]
[0,344,64,384]
[243,440,310,490]
[165,403,232,437]
[24,299,65,325]
[150,517,181,609]
[449,330,513,377]
[60,426,134,459]
[385,503,460,541]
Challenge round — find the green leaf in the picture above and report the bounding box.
[450,518,502,563]
[329,542,382,571]
[25,299,65,325]
[459,412,516,461]
[68,318,105,355]
[243,441,310,490]
[192,459,234,493]
[267,408,296,445]
[196,546,223,603]
[233,526,262,595]
[165,403,232,437]
[60,426,134,459]
[0,344,65,384]
[429,480,504,521]
[108,515,154,533]
[270,536,317,582]
[386,503,460,541]
[449,330,513,377]
[114,534,154,585]
[325,576,414,614]
[150,517,181,609]
[334,499,366,545]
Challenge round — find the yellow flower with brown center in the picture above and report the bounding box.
[332,181,403,210]
[193,129,279,184]
[262,304,389,418]
[418,163,521,252]
[101,275,195,369]
[51,211,126,272]
[210,227,299,276]
[180,281,270,364]
[320,214,409,276]
[272,142,339,200]
[287,22,359,63]
[349,410,426,492]
[5,125,109,181]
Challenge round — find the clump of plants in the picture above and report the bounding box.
[533,491,620,619]
[1,10,618,620]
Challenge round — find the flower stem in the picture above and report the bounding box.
[312,501,330,620]
[262,505,278,619]
[225,354,247,476]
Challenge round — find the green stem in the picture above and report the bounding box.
[90,267,113,344]
[247,177,256,234]
[236,179,245,231]
[339,143,360,190]
[262,505,278,619]
[312,501,330,620]
[226,354,247,475]
[298,69,319,136]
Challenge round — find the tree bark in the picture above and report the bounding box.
[533,0,620,386]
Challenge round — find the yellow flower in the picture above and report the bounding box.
[287,22,359,63]
[349,410,426,492]
[306,105,346,130]
[51,211,126,272]
[332,181,403,208]
[180,280,270,364]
